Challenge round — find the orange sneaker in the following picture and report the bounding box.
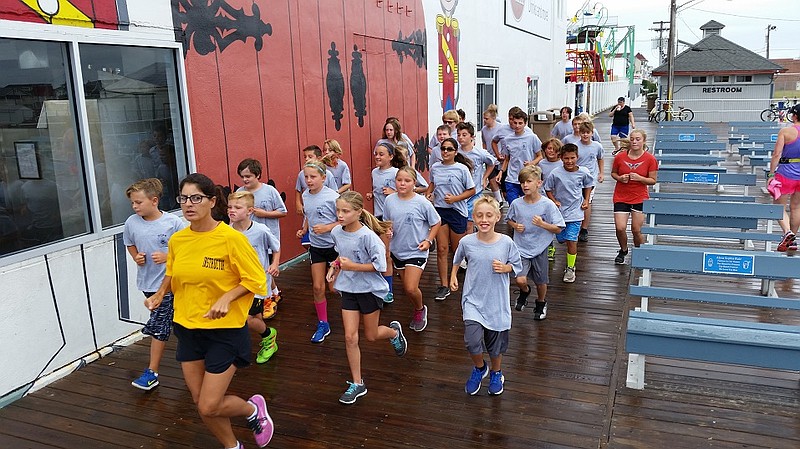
[263,298,277,320]
[272,292,282,304]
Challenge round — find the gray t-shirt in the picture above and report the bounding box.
[480,124,502,153]
[563,130,602,145]
[430,161,476,218]
[123,211,185,292]
[461,146,498,191]
[537,159,562,194]
[506,196,565,257]
[500,132,543,185]
[550,119,573,140]
[543,165,595,222]
[237,183,286,240]
[241,221,280,299]
[452,234,522,331]
[371,166,399,217]
[576,140,604,180]
[383,193,441,260]
[302,186,339,248]
[331,225,390,298]
[296,169,339,192]
[429,143,443,167]
[327,160,352,190]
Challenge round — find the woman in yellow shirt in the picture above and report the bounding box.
[147,173,273,449]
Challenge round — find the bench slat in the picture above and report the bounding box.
[628,285,800,310]
[649,193,755,202]
[631,245,800,279]
[641,226,776,241]
[656,171,756,185]
[643,199,784,220]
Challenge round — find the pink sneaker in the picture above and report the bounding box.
[246,394,274,447]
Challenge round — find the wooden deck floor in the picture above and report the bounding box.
[2,111,799,448]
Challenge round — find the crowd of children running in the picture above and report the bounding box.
[122,105,658,448]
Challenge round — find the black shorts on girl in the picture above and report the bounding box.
[141,291,174,342]
[390,253,427,270]
[173,323,251,374]
[309,245,339,264]
[435,206,468,234]
[341,291,384,314]
[613,202,643,213]
[464,320,509,358]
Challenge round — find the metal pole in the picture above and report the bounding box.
[666,0,677,120]
[766,25,776,59]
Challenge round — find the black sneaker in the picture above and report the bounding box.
[533,301,548,321]
[578,228,589,242]
[515,288,530,311]
[434,286,451,301]
[615,249,628,265]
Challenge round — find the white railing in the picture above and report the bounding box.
[653,98,798,122]
[563,81,629,116]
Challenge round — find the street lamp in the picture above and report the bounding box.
[766,25,776,59]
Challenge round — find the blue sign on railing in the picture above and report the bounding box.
[682,172,720,184]
[771,134,778,142]
[678,133,696,142]
[702,252,755,276]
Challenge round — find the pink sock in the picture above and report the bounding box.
[314,300,328,322]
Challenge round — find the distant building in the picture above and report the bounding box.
[651,21,786,121]
[770,58,800,97]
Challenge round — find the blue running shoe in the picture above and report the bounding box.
[311,321,331,343]
[488,370,505,396]
[383,292,394,303]
[465,363,489,395]
[131,368,159,391]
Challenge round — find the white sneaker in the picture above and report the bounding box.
[563,266,576,283]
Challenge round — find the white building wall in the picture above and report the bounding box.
[662,74,775,122]
[422,0,567,129]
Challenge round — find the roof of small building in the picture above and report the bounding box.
[699,20,725,30]
[652,33,786,76]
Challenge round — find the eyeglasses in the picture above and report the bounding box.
[176,194,212,204]
[441,146,457,152]
[444,120,456,124]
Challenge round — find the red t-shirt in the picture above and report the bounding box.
[612,151,658,204]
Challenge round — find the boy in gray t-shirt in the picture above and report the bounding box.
[450,197,522,397]
[543,144,594,284]
[123,178,184,391]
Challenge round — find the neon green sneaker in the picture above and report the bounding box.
[547,243,556,261]
[256,328,278,364]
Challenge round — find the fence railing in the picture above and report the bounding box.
[563,81,629,117]
[652,98,798,122]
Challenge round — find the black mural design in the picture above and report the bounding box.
[172,0,273,56]
[350,44,368,128]
[414,135,430,173]
[326,42,345,131]
[267,179,287,203]
[392,29,426,68]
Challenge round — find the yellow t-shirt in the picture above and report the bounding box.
[166,222,267,329]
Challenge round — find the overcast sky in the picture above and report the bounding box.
[564,0,799,65]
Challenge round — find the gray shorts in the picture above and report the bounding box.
[464,320,509,358]
[519,249,549,285]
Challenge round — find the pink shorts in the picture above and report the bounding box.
[775,173,800,195]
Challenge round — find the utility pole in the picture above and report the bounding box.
[650,21,669,64]
[766,24,776,59]
[667,0,677,119]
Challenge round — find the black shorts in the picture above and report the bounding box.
[341,291,384,314]
[309,245,338,265]
[173,323,251,374]
[435,207,468,234]
[248,297,264,316]
[488,166,501,180]
[613,202,644,213]
[390,253,427,270]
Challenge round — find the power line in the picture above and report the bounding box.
[690,8,800,22]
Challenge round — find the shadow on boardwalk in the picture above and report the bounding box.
[1,109,799,448]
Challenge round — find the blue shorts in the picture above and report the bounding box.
[505,181,523,205]
[466,192,483,219]
[556,221,581,243]
[435,207,467,234]
[142,292,174,342]
[611,125,630,138]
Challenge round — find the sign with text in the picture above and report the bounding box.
[678,134,696,142]
[682,172,719,184]
[505,0,552,40]
[771,134,778,142]
[703,252,755,276]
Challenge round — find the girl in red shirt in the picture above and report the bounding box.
[610,129,658,264]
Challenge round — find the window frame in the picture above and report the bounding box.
[0,23,195,267]
[690,76,708,84]
[713,75,730,84]
[735,75,753,83]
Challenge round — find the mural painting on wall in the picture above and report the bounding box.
[1,0,129,29]
[326,42,345,131]
[350,44,368,128]
[171,0,272,57]
[393,29,426,68]
[436,0,459,112]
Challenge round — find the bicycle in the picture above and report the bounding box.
[761,101,796,122]
[653,103,694,122]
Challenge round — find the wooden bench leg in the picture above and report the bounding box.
[626,353,646,389]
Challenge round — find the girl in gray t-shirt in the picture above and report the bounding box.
[326,191,407,404]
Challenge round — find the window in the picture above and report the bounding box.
[0,38,90,255]
[0,38,189,258]
[736,75,753,83]
[691,76,707,83]
[79,44,187,227]
[713,75,729,83]
[476,67,498,124]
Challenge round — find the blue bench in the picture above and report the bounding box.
[655,134,717,143]
[729,134,779,145]
[656,154,723,166]
[729,121,781,129]
[653,170,756,200]
[649,192,756,202]
[625,244,800,389]
[654,142,727,154]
